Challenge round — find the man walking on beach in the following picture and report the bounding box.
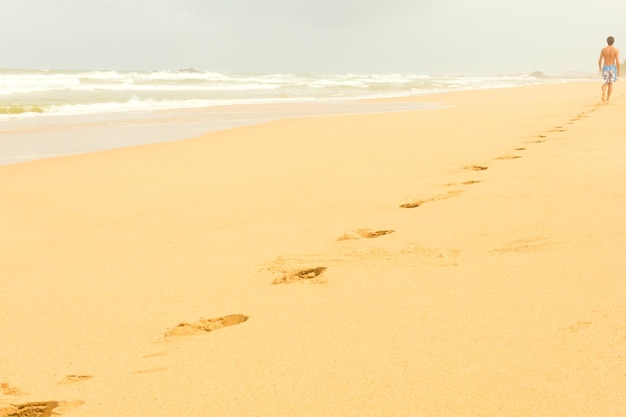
[598,36,620,103]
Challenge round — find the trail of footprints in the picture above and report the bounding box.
[262,105,596,290]
[525,107,596,145]
[102,110,604,340]
[3,106,599,417]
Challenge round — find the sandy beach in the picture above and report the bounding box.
[1,82,625,416]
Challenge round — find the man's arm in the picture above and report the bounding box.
[599,50,604,72]
[616,50,621,76]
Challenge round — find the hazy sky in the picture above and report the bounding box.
[2,0,625,75]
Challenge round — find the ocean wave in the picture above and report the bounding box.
[0,105,44,115]
[0,68,597,120]
[131,70,231,82]
[0,96,327,120]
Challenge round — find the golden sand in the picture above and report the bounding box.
[1,83,625,416]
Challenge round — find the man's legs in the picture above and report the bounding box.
[602,82,614,102]
[601,66,616,102]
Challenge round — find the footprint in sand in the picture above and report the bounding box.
[0,401,83,417]
[132,367,171,375]
[562,320,593,333]
[515,147,526,151]
[58,375,93,385]
[490,238,562,253]
[570,113,589,122]
[548,126,566,133]
[1,383,26,397]
[444,180,481,186]
[337,229,394,241]
[272,267,327,285]
[0,402,59,417]
[400,244,462,266]
[400,190,463,208]
[526,135,547,144]
[495,155,522,160]
[164,314,249,337]
[463,165,488,171]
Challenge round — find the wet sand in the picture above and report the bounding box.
[0,101,437,166]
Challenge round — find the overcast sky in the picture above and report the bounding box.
[1,0,625,75]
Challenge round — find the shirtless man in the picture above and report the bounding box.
[598,36,620,103]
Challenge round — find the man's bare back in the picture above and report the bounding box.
[598,36,620,102]
[599,46,619,69]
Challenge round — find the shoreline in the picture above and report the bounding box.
[0,99,441,166]
[0,80,594,167]
[1,81,625,417]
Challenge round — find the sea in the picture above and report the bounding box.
[0,68,595,165]
[0,68,597,119]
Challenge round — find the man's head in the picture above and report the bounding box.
[607,36,615,45]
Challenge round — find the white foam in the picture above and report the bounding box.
[0,69,597,121]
